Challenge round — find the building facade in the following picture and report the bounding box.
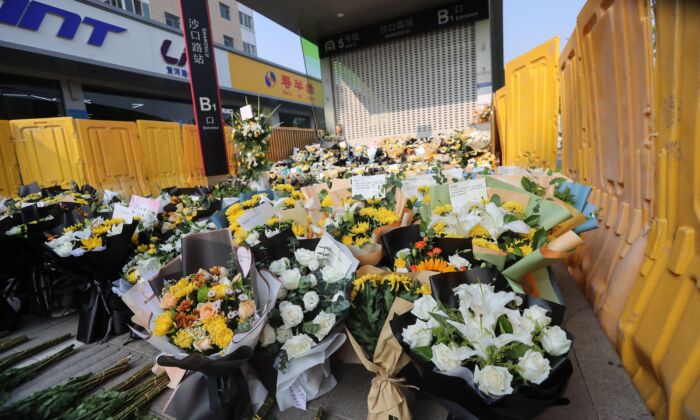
[0,0,321,128]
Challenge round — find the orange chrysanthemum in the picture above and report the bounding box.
[412,258,456,273]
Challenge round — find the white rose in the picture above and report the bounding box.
[517,349,551,384]
[431,343,475,372]
[474,365,514,396]
[276,326,292,344]
[245,230,260,246]
[401,320,433,348]
[312,311,336,341]
[448,254,471,270]
[276,287,288,300]
[269,257,289,275]
[282,334,314,360]
[279,301,304,328]
[541,325,571,356]
[411,295,438,321]
[304,273,317,287]
[303,291,320,312]
[260,323,276,347]
[193,337,213,352]
[321,264,345,283]
[294,248,320,271]
[396,248,411,259]
[523,305,551,328]
[53,242,74,257]
[280,268,301,290]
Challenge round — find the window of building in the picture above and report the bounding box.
[223,35,234,48]
[104,0,150,18]
[239,11,253,30]
[219,2,230,20]
[0,73,64,120]
[164,12,180,29]
[243,42,257,56]
[104,0,123,8]
[83,88,194,123]
[279,113,311,128]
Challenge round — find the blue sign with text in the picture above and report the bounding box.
[0,0,126,46]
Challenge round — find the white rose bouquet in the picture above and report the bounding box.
[390,268,574,418]
[258,234,358,411]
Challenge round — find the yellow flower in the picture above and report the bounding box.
[81,236,103,250]
[372,207,399,225]
[423,195,431,204]
[137,244,148,253]
[366,197,382,205]
[173,328,194,349]
[342,235,354,246]
[433,204,453,216]
[211,283,228,299]
[419,283,432,295]
[104,218,124,226]
[468,225,491,238]
[127,269,139,284]
[283,197,297,207]
[131,232,139,245]
[413,258,456,273]
[351,222,370,235]
[526,228,536,240]
[359,207,377,218]
[520,244,534,256]
[273,184,294,193]
[292,223,306,237]
[153,312,174,336]
[417,185,430,195]
[394,258,407,269]
[292,191,305,200]
[265,216,279,226]
[432,221,446,236]
[342,197,355,205]
[169,278,195,300]
[233,228,248,245]
[92,225,109,235]
[472,237,500,251]
[203,315,234,349]
[147,244,156,255]
[321,195,334,207]
[354,235,371,246]
[502,201,525,215]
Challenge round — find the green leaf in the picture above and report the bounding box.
[524,214,541,227]
[497,314,513,334]
[197,286,209,303]
[490,194,502,206]
[412,346,433,362]
[302,321,321,336]
[503,343,531,360]
[532,229,548,249]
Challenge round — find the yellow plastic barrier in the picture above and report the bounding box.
[135,120,188,195]
[74,120,148,197]
[493,87,507,161]
[267,127,317,162]
[502,36,559,168]
[572,0,654,332]
[0,121,20,196]
[225,125,236,176]
[617,1,700,418]
[10,117,86,188]
[181,124,207,187]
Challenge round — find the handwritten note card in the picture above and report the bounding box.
[128,195,160,220]
[401,174,436,197]
[240,104,253,120]
[237,201,275,231]
[448,179,488,209]
[351,175,386,199]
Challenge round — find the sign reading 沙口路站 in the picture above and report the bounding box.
[318,0,488,57]
[179,0,228,176]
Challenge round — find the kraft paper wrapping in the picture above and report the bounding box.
[549,198,587,237]
[301,183,330,210]
[345,297,415,420]
[349,243,384,266]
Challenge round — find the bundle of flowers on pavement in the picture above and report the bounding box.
[391,268,573,419]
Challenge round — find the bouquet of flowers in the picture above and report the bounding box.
[259,233,358,411]
[232,105,276,187]
[391,268,573,419]
[46,217,127,258]
[345,266,430,419]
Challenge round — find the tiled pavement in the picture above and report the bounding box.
[0,263,651,419]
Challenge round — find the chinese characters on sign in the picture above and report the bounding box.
[179,0,228,176]
[319,0,488,57]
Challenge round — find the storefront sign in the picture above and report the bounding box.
[0,0,126,46]
[160,39,188,79]
[318,0,488,57]
[228,53,323,107]
[179,0,228,176]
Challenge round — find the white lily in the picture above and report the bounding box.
[479,202,531,240]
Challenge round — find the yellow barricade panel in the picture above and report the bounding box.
[503,37,559,168]
[268,128,316,162]
[10,117,85,188]
[136,120,187,195]
[181,124,207,187]
[0,121,20,196]
[559,33,582,182]
[225,125,236,176]
[570,0,653,324]
[74,120,147,197]
[617,1,700,418]
[494,87,507,162]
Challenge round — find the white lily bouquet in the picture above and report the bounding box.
[260,233,359,411]
[390,269,573,418]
